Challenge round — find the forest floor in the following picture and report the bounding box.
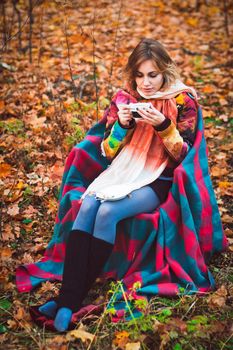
[0,0,233,349]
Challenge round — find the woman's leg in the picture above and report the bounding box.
[72,193,101,233]
[83,186,160,301]
[93,185,160,244]
[39,194,100,321]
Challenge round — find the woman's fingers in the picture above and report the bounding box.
[137,108,165,126]
[117,106,134,126]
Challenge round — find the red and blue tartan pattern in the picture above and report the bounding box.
[16,106,228,322]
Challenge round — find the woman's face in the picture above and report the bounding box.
[134,59,164,96]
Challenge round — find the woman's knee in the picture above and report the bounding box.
[78,195,99,216]
[95,202,117,223]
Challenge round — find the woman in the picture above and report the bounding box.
[18,38,228,331]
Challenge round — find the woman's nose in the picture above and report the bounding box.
[143,76,150,85]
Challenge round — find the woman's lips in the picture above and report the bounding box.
[142,88,154,93]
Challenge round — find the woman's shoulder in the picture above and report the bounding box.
[175,91,198,109]
[111,89,138,104]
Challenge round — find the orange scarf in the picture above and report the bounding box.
[81,97,178,201]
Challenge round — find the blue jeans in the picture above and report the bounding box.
[72,185,160,244]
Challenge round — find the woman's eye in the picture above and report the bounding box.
[150,74,158,78]
[135,73,143,77]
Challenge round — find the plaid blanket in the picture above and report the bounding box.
[16,106,228,322]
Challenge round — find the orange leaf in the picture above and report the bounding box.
[0,163,12,178]
[113,330,130,348]
[186,18,198,27]
[0,247,13,261]
[211,166,228,178]
[0,100,5,113]
[202,85,215,93]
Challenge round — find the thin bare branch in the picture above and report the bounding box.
[107,0,123,97]
[12,0,22,51]
[91,6,99,120]
[0,0,40,53]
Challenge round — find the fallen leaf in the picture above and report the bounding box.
[51,161,64,183]
[219,114,228,122]
[224,227,233,237]
[221,214,232,224]
[22,205,39,217]
[7,319,18,330]
[0,247,13,261]
[67,326,95,343]
[207,285,228,309]
[126,342,141,350]
[211,166,228,178]
[1,224,15,241]
[186,18,198,27]
[202,85,215,93]
[7,204,20,217]
[113,330,130,348]
[0,163,12,178]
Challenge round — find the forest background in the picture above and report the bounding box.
[0,0,232,349]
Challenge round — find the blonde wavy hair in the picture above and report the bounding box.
[124,38,180,91]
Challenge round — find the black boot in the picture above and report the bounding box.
[57,229,92,312]
[83,236,114,298]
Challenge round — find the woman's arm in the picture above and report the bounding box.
[154,92,198,163]
[101,92,136,160]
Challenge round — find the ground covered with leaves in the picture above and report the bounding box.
[0,0,233,349]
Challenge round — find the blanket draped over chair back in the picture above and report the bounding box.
[16,106,228,322]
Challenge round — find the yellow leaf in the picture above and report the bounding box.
[207,6,220,15]
[219,181,232,189]
[126,343,141,350]
[186,18,198,27]
[16,181,25,190]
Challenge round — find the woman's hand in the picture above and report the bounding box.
[137,105,166,127]
[117,104,134,127]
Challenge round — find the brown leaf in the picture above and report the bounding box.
[66,326,95,343]
[167,317,187,333]
[46,335,68,349]
[207,285,228,309]
[211,166,228,178]
[0,247,13,261]
[7,319,18,330]
[1,224,15,241]
[7,204,20,217]
[51,161,64,183]
[221,214,232,224]
[224,227,233,237]
[39,281,58,294]
[14,306,27,321]
[22,205,39,217]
